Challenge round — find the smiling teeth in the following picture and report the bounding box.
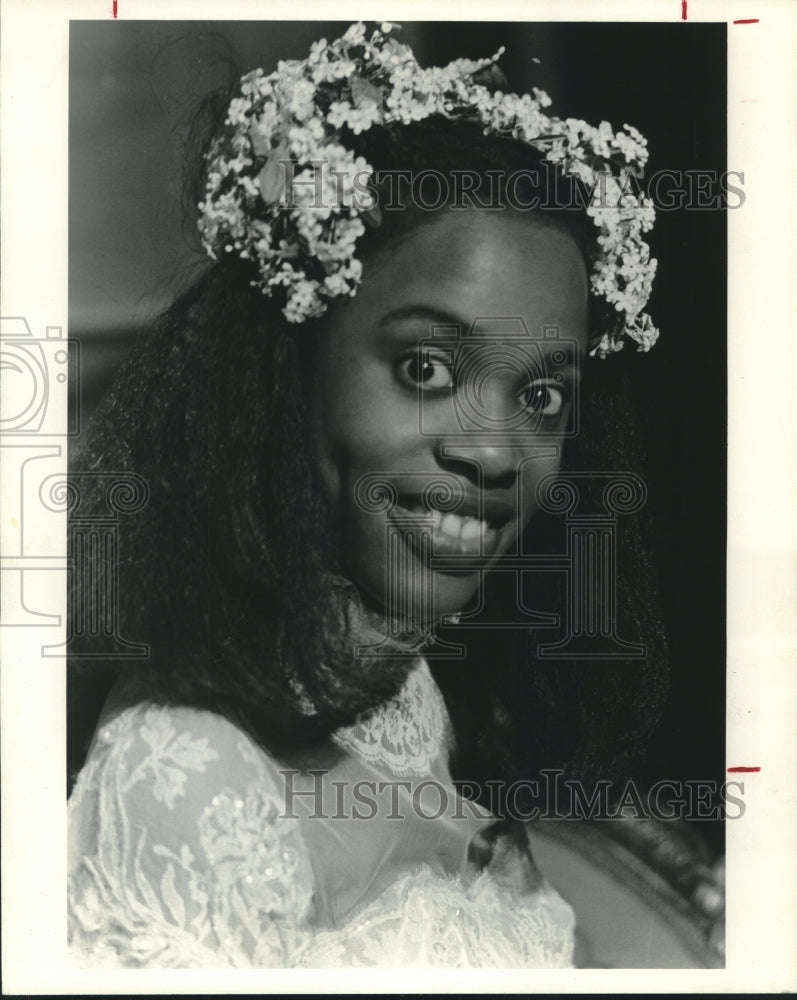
[459,518,484,540]
[404,505,489,539]
[437,511,487,540]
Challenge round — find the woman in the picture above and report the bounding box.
[67,22,688,967]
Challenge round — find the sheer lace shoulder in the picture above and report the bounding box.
[68,703,314,968]
[68,679,576,969]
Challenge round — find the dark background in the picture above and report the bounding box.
[70,21,727,842]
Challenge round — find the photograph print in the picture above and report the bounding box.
[64,17,729,970]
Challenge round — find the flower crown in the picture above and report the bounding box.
[199,22,659,358]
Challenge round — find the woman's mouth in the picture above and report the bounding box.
[390,497,513,558]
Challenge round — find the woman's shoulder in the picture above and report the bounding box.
[68,700,315,968]
[72,699,289,810]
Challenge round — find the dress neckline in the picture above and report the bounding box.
[331,658,451,778]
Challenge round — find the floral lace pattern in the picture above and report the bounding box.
[68,674,576,968]
[294,838,574,967]
[300,870,573,967]
[331,660,448,776]
[68,705,314,967]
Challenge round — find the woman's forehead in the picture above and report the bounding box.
[353,209,590,344]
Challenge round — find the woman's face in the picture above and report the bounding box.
[309,209,589,623]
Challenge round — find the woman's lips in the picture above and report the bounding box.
[390,499,514,558]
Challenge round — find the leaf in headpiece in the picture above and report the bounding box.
[351,77,384,108]
[249,121,272,157]
[471,63,508,92]
[257,141,289,203]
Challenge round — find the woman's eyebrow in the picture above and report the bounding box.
[378,304,581,378]
[378,304,465,331]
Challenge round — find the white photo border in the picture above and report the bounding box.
[1,0,796,992]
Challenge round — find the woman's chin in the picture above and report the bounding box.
[349,568,478,634]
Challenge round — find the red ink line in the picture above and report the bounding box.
[681,0,688,19]
[728,766,761,772]
[733,18,759,23]
[112,0,118,17]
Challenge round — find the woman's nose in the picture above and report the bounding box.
[428,369,549,484]
[437,435,521,487]
[432,380,524,484]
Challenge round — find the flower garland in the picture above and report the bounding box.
[199,21,659,357]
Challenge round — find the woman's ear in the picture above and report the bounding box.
[362,203,383,229]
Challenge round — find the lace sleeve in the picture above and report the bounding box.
[68,703,315,968]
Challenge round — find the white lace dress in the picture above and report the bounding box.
[68,660,576,967]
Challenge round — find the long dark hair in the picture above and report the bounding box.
[68,97,668,804]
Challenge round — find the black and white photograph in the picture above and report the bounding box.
[2,1,796,992]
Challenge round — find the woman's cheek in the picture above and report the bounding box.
[518,450,566,526]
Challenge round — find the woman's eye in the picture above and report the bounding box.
[398,351,453,389]
[521,382,566,417]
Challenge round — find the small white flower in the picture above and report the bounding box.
[327,100,353,129]
[342,22,367,46]
[307,39,328,64]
